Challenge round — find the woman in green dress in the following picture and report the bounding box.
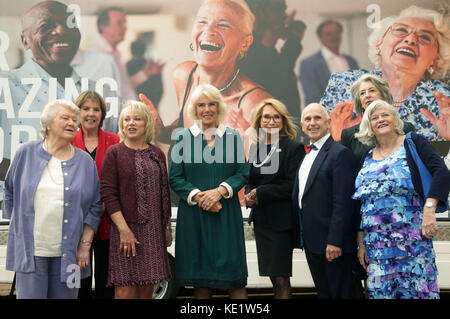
[169,84,249,299]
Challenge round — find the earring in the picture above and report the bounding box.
[189,43,194,51]
[376,47,381,55]
[428,66,434,75]
[238,51,247,61]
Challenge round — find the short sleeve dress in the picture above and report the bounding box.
[353,145,439,299]
[169,126,249,289]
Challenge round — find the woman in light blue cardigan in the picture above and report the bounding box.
[2,99,102,299]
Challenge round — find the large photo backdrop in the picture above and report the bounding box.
[0,0,448,212]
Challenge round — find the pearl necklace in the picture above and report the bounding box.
[252,141,279,168]
[218,69,240,93]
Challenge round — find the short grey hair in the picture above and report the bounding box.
[187,84,227,126]
[355,100,404,147]
[351,74,393,115]
[40,99,80,139]
[368,5,450,80]
[200,0,255,35]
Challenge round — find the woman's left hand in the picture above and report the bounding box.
[244,189,258,207]
[422,207,438,239]
[420,92,450,140]
[197,189,222,211]
[76,243,91,270]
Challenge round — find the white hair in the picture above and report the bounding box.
[40,99,79,139]
[355,100,404,146]
[187,84,227,126]
[199,0,255,35]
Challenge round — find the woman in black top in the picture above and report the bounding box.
[245,98,304,299]
[341,74,414,163]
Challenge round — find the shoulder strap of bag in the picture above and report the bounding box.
[405,132,432,199]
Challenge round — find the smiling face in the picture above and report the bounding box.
[301,104,330,143]
[80,98,102,133]
[21,2,81,70]
[260,104,283,137]
[48,106,78,142]
[195,95,219,130]
[191,0,253,69]
[122,109,147,142]
[359,81,383,110]
[378,17,439,77]
[369,105,397,138]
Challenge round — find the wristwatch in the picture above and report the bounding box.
[425,202,437,208]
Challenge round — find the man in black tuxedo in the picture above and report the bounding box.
[292,103,356,299]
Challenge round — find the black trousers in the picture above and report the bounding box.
[305,249,354,299]
[78,239,114,299]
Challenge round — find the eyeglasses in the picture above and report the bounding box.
[262,114,282,122]
[389,23,438,46]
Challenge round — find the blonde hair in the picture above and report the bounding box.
[187,84,227,126]
[199,0,255,35]
[355,100,404,146]
[118,101,155,144]
[40,99,79,139]
[250,98,297,143]
[368,5,450,80]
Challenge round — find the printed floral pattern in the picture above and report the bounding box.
[320,69,449,141]
[353,145,439,299]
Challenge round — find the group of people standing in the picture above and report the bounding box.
[1,0,450,301]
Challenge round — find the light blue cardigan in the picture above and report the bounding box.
[2,140,102,282]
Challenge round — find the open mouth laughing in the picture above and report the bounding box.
[396,47,416,58]
[199,41,222,52]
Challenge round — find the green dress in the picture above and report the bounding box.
[169,125,249,289]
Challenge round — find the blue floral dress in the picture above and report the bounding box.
[353,145,439,299]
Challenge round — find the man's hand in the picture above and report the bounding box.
[326,244,342,262]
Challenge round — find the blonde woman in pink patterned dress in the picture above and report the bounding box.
[101,101,172,299]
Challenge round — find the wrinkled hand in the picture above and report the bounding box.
[357,245,368,270]
[197,189,223,211]
[420,92,450,140]
[119,227,140,257]
[244,189,258,207]
[76,243,91,270]
[144,58,165,77]
[329,101,355,141]
[139,93,164,139]
[326,244,342,262]
[422,207,438,239]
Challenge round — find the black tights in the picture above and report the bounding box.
[270,276,291,299]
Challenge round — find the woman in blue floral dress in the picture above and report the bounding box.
[352,100,450,299]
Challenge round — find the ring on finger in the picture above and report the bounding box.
[123,245,128,249]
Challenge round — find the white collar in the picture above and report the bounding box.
[189,123,227,138]
[320,45,341,60]
[310,133,330,151]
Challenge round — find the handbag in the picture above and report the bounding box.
[405,132,449,213]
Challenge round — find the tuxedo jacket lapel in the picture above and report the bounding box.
[303,137,332,197]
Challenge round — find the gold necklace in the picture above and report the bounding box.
[376,136,402,159]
